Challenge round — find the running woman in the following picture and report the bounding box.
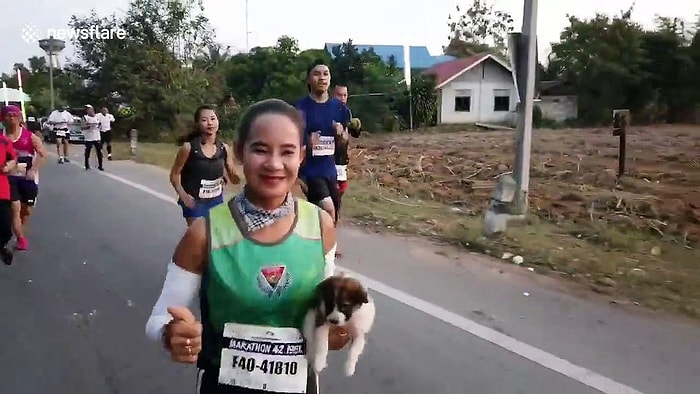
[0,116,17,264]
[82,104,104,171]
[96,107,115,160]
[332,85,361,220]
[2,105,46,251]
[145,99,349,394]
[170,105,240,226]
[295,63,351,224]
[47,105,73,163]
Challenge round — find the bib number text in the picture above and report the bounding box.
[199,178,223,199]
[312,134,335,157]
[218,323,308,393]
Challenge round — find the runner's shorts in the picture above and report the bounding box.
[9,177,38,206]
[178,195,224,219]
[303,177,339,207]
[55,128,69,142]
[100,130,112,144]
[196,368,319,393]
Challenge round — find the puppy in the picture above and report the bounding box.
[303,275,375,376]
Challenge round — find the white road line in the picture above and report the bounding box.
[50,152,645,394]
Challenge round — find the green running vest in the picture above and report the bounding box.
[198,197,326,370]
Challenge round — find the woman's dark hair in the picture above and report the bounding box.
[236,99,305,148]
[176,105,217,145]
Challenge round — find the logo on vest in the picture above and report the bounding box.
[256,265,291,298]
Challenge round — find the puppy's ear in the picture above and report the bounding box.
[355,288,369,304]
[360,289,369,304]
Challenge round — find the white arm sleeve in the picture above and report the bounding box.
[144,261,202,343]
[324,243,337,278]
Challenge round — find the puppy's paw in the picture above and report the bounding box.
[313,356,327,373]
[343,360,357,376]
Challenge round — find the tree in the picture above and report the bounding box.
[639,16,696,122]
[547,8,650,124]
[445,0,514,58]
[66,0,224,138]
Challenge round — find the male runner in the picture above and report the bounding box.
[47,105,73,163]
[82,105,104,171]
[2,105,46,251]
[96,107,115,160]
[332,85,361,219]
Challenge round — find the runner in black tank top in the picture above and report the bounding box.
[170,105,241,226]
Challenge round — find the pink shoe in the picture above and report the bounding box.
[16,237,28,251]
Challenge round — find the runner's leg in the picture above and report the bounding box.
[55,135,63,162]
[62,137,70,162]
[305,177,336,222]
[8,178,27,250]
[84,141,93,169]
[102,131,113,160]
[0,199,14,265]
[96,141,104,169]
[19,180,37,227]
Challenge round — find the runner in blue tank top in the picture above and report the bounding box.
[295,63,351,224]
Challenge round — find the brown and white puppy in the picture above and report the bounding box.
[303,274,375,376]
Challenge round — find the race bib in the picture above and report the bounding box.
[336,165,347,181]
[55,129,67,137]
[198,178,223,199]
[312,135,335,157]
[218,323,308,393]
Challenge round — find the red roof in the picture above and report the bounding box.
[423,53,493,87]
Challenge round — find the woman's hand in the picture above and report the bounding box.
[163,306,202,363]
[333,122,348,141]
[180,193,196,209]
[328,325,351,351]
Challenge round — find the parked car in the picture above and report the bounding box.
[68,115,85,143]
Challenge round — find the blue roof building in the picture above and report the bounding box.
[324,43,455,69]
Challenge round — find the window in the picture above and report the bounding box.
[493,89,510,112]
[454,89,471,112]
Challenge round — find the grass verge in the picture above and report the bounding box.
[110,140,700,319]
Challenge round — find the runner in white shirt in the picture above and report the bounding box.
[47,106,74,163]
[81,105,104,171]
[95,107,115,161]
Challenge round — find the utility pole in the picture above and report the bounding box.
[38,36,65,110]
[245,0,250,52]
[512,0,538,214]
[483,0,538,235]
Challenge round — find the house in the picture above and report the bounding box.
[424,53,517,124]
[324,43,454,70]
[535,80,578,122]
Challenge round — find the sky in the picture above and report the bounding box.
[0,0,697,74]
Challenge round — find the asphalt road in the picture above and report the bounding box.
[1,154,699,394]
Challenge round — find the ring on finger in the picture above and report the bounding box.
[186,346,192,355]
[186,338,191,346]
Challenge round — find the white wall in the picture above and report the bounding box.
[438,60,516,124]
[536,95,577,122]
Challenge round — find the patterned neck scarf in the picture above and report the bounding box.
[234,187,295,233]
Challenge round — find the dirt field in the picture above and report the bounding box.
[352,125,700,245]
[110,124,700,318]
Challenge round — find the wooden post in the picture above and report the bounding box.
[612,109,629,178]
[129,128,138,156]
